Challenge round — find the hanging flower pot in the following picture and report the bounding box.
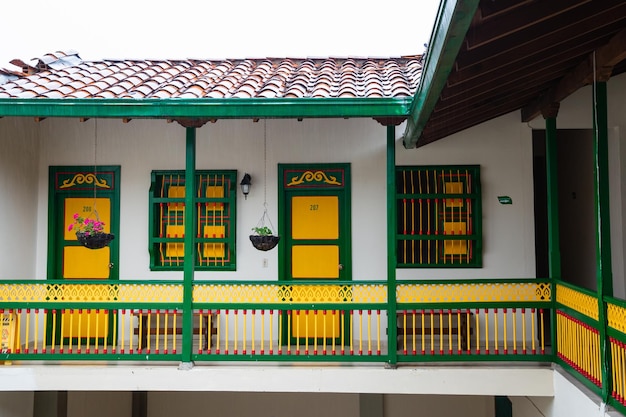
[249,233,280,251]
[68,213,114,250]
[76,231,115,249]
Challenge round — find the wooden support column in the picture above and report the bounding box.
[182,127,197,366]
[544,104,562,281]
[543,103,561,357]
[592,79,613,402]
[386,124,398,367]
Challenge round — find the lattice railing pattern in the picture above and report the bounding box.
[0,283,183,304]
[193,283,387,304]
[607,301,626,333]
[397,282,551,303]
[556,284,599,320]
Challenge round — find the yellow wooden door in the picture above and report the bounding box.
[290,195,342,338]
[280,164,351,341]
[61,198,112,338]
[49,167,120,342]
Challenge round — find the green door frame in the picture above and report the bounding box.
[278,163,352,345]
[278,163,352,283]
[47,165,121,344]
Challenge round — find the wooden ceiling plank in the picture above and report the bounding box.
[467,0,591,50]
[441,31,601,101]
[454,1,626,75]
[477,0,534,21]
[449,17,626,88]
[522,28,626,122]
[428,88,540,133]
[439,59,579,109]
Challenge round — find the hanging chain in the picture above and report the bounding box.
[257,119,276,233]
[92,118,99,219]
[264,118,268,206]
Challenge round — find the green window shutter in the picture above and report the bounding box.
[149,170,237,271]
[395,165,482,268]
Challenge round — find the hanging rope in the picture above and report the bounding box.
[92,118,100,220]
[255,119,276,234]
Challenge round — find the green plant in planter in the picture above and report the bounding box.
[250,226,279,251]
[251,226,273,236]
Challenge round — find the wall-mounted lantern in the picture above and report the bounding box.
[240,173,252,200]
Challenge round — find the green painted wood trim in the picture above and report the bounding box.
[386,125,398,365]
[545,116,561,360]
[0,98,411,119]
[147,169,237,270]
[592,81,613,402]
[545,119,562,280]
[401,0,480,149]
[182,127,196,363]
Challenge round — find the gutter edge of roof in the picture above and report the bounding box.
[401,0,480,149]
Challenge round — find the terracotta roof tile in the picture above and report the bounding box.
[0,52,422,99]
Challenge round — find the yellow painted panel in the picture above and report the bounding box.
[206,185,224,211]
[292,310,340,339]
[64,198,110,240]
[203,225,225,238]
[444,221,467,255]
[445,182,463,207]
[168,186,185,211]
[166,225,185,238]
[203,225,225,258]
[444,241,468,255]
[292,246,339,279]
[61,310,109,338]
[292,196,338,240]
[165,225,185,257]
[168,185,185,198]
[63,246,110,279]
[444,221,466,235]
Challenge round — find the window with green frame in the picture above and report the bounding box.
[149,170,237,270]
[395,165,482,267]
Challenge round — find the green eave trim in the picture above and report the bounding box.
[0,97,412,119]
[401,0,480,149]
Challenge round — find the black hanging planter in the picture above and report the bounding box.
[249,235,280,251]
[76,232,115,250]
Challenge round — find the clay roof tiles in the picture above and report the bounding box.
[0,51,422,99]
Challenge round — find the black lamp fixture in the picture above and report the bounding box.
[240,173,252,199]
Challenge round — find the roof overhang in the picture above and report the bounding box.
[402,0,480,149]
[402,0,626,149]
[0,97,412,121]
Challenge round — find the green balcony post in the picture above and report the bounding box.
[592,80,612,402]
[182,127,197,365]
[386,125,398,366]
[544,111,561,358]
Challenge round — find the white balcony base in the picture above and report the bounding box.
[0,363,554,396]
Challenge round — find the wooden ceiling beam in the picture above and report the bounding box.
[522,28,626,122]
[451,4,626,84]
[442,36,598,100]
[466,0,590,50]
[426,88,539,135]
[437,63,573,112]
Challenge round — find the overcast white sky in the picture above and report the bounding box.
[0,0,440,67]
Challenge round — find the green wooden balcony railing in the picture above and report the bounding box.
[0,278,624,415]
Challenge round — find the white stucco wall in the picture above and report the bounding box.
[396,111,536,279]
[0,117,39,279]
[18,113,540,283]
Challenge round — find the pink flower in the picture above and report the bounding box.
[68,224,73,231]
[73,213,79,220]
